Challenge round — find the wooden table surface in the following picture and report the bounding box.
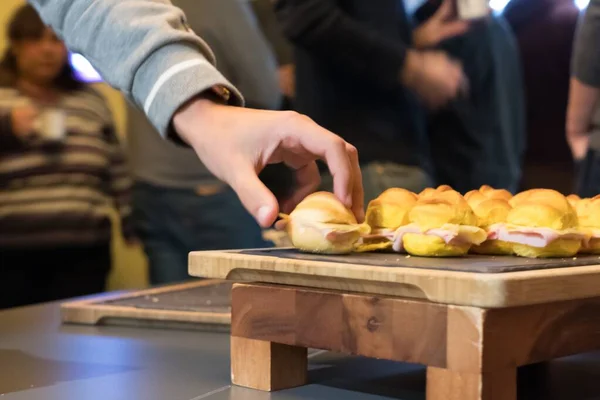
[188,249,600,308]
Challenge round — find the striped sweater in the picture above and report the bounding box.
[0,86,133,249]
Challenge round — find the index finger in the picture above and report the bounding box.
[281,113,356,209]
[346,143,364,222]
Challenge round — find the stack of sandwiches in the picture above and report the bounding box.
[277,185,600,259]
[391,188,487,256]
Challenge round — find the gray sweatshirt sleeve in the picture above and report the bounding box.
[186,0,281,110]
[573,0,600,87]
[28,0,244,137]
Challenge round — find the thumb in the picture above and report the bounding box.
[228,163,279,228]
[433,0,453,21]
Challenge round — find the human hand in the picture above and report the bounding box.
[567,132,589,161]
[413,0,470,48]
[566,77,599,161]
[11,104,39,140]
[172,99,364,227]
[401,50,466,109]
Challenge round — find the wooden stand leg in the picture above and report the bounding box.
[426,367,516,400]
[230,336,307,391]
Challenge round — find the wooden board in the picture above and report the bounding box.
[61,280,231,331]
[188,249,600,308]
[241,248,600,273]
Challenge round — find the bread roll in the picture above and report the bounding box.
[278,191,370,254]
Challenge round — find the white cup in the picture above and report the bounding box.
[456,0,490,20]
[35,108,66,142]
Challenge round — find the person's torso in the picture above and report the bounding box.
[293,0,427,166]
[0,87,118,247]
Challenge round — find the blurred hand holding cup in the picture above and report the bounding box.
[34,107,66,142]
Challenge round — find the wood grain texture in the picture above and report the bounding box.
[60,280,230,329]
[229,283,600,398]
[189,249,600,307]
[231,283,448,366]
[230,336,307,391]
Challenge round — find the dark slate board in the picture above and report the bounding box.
[240,249,600,274]
[103,281,232,313]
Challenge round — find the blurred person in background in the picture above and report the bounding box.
[274,0,469,203]
[414,0,526,193]
[128,0,293,285]
[567,0,600,197]
[0,5,134,309]
[504,0,581,194]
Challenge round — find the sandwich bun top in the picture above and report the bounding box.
[567,194,582,208]
[409,189,477,230]
[465,186,513,227]
[470,198,512,228]
[478,185,513,201]
[573,195,600,229]
[464,190,487,210]
[419,185,454,199]
[365,188,418,229]
[507,189,578,230]
[288,191,358,225]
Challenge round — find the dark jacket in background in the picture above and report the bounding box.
[275,0,429,170]
[250,0,294,66]
[415,3,526,193]
[503,0,580,194]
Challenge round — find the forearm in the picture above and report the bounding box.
[567,77,600,136]
[29,0,244,137]
[275,0,408,90]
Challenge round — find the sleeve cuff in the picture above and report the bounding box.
[131,43,244,138]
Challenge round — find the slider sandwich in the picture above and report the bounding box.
[392,189,487,256]
[277,191,370,254]
[357,188,418,252]
[571,195,600,253]
[487,189,585,258]
[465,189,513,255]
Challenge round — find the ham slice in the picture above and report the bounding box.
[392,224,486,252]
[361,228,396,241]
[487,223,588,248]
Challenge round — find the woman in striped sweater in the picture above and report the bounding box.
[0,5,134,309]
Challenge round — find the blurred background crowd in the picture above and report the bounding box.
[0,0,595,308]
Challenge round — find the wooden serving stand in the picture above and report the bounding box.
[188,249,600,400]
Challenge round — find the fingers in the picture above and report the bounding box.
[434,0,453,20]
[439,20,470,41]
[228,161,279,228]
[346,143,365,222]
[326,140,354,209]
[283,113,355,208]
